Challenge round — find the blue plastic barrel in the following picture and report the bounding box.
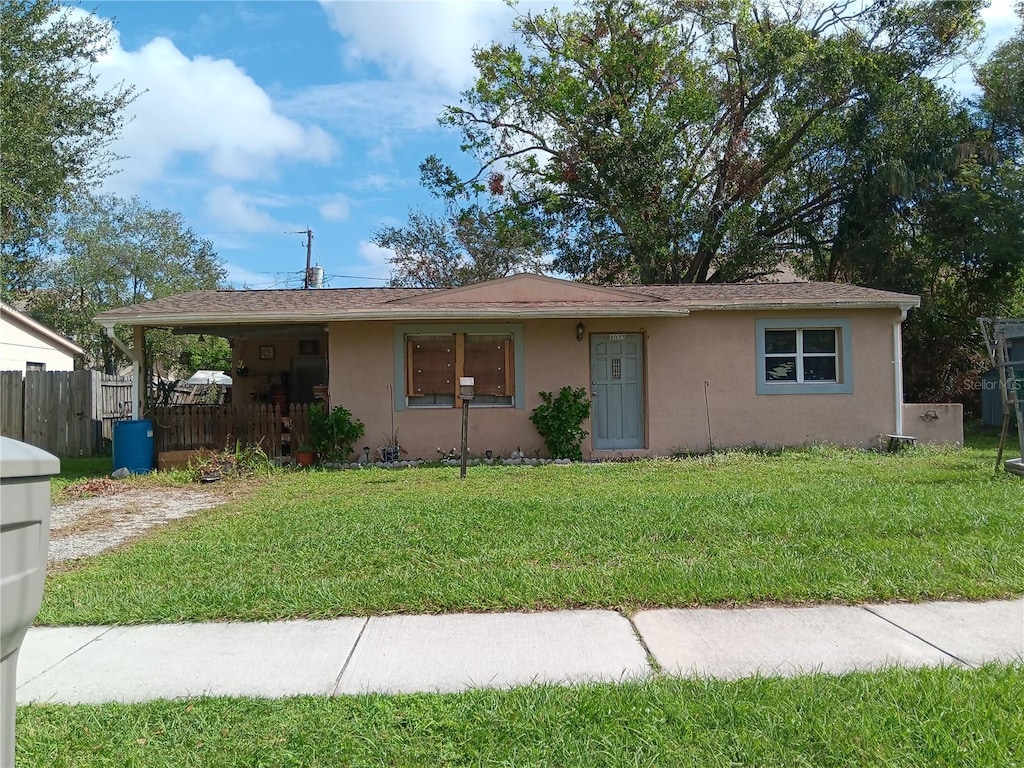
[112,419,154,474]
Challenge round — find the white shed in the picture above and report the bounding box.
[0,302,84,372]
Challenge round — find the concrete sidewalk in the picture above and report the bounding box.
[16,599,1023,705]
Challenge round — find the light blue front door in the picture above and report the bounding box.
[591,334,644,450]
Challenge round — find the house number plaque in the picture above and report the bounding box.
[608,333,625,341]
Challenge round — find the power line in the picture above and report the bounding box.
[323,273,390,283]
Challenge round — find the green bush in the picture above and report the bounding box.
[309,403,365,463]
[530,386,591,460]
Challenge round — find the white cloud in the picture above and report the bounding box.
[319,195,353,221]
[982,0,1020,40]
[319,0,518,91]
[223,262,279,289]
[89,22,336,193]
[357,240,395,278]
[350,173,409,191]
[204,185,299,232]
[281,80,447,137]
[368,136,396,163]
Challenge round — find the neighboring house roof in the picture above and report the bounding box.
[95,274,920,330]
[1,301,85,357]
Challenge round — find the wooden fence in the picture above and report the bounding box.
[1,369,309,459]
[0,370,133,456]
[151,403,311,459]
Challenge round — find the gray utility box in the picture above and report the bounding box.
[1,438,58,767]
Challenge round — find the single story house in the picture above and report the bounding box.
[95,274,927,459]
[0,301,84,373]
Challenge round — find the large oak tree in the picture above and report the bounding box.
[423,0,983,284]
[1,0,135,296]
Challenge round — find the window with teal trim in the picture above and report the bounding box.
[756,318,853,395]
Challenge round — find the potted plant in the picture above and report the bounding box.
[294,442,316,467]
[309,402,365,464]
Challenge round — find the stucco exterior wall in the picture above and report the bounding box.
[902,403,964,446]
[327,308,905,461]
[0,315,77,372]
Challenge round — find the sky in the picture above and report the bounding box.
[80,0,1021,290]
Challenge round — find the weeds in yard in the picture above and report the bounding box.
[186,440,273,482]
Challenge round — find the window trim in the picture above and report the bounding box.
[394,323,526,411]
[755,318,853,395]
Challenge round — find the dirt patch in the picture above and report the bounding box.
[49,486,225,563]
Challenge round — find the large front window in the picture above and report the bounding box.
[406,332,514,407]
[764,328,837,383]
[756,318,853,395]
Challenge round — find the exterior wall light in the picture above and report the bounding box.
[576,322,586,342]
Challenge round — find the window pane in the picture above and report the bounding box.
[471,394,513,406]
[407,335,455,396]
[408,394,455,407]
[803,356,837,382]
[765,356,797,381]
[464,334,513,396]
[803,329,836,354]
[764,330,797,354]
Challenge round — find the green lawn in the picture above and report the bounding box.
[15,665,1023,767]
[38,443,1023,624]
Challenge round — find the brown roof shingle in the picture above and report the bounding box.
[95,281,918,327]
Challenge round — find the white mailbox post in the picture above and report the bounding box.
[1,438,58,766]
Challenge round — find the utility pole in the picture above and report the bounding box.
[302,228,313,289]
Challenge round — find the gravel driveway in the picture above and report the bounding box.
[48,486,224,563]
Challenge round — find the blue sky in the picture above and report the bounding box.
[82,0,1020,290]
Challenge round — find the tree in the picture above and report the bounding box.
[975,2,1024,160]
[872,157,1023,402]
[1,0,135,296]
[425,0,983,284]
[374,199,549,288]
[791,10,1024,403]
[28,194,226,374]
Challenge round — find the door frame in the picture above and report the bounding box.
[590,332,645,451]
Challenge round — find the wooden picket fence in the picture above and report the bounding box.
[0,370,132,456]
[1,369,311,459]
[150,403,311,459]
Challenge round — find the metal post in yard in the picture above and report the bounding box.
[459,377,474,479]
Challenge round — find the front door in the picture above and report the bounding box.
[591,333,644,450]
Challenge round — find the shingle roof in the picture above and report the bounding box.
[95,279,919,328]
[628,282,920,305]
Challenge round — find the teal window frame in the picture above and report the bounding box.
[394,323,526,411]
[755,318,853,395]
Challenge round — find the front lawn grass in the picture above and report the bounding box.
[15,665,1023,767]
[37,444,1023,624]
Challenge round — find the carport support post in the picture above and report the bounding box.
[134,325,146,418]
